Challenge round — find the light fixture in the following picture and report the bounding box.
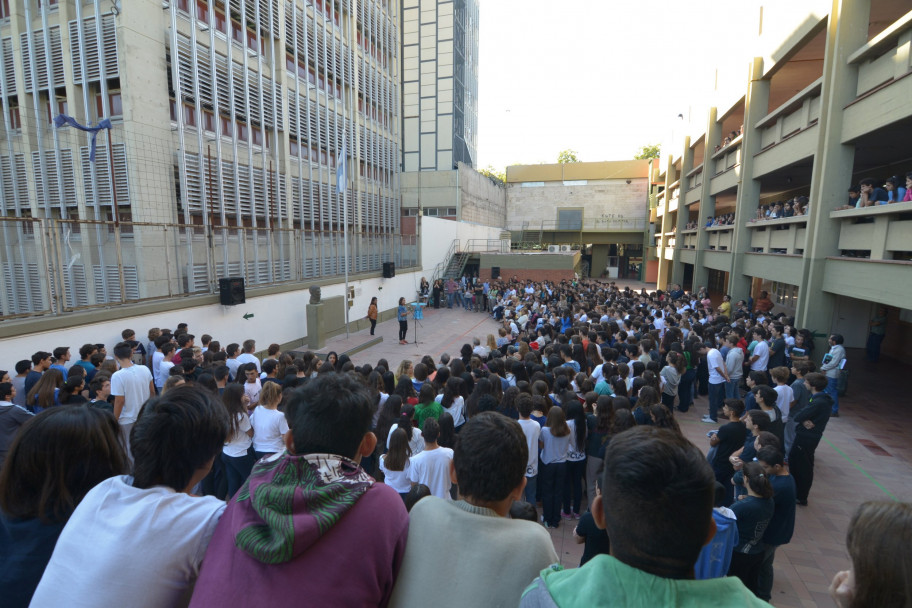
[162,1,170,8]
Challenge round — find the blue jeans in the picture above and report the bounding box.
[725,378,741,399]
[866,332,884,361]
[825,376,839,413]
[524,474,537,505]
[446,293,454,308]
[221,452,255,500]
[708,382,726,421]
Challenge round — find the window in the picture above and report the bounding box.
[251,127,262,147]
[202,109,215,132]
[1,0,10,19]
[8,105,20,130]
[182,104,196,127]
[195,0,208,22]
[169,98,177,121]
[423,208,438,217]
[771,282,799,308]
[45,97,67,122]
[219,114,232,136]
[445,208,457,217]
[557,209,583,230]
[401,208,419,217]
[236,121,247,142]
[95,91,122,119]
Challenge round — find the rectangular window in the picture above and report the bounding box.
[96,91,123,119]
[220,114,232,136]
[169,98,177,121]
[290,139,299,157]
[236,121,247,142]
[195,0,208,22]
[557,208,583,230]
[8,105,20,130]
[46,97,67,122]
[251,127,262,146]
[423,208,438,217]
[183,104,196,127]
[0,0,10,19]
[202,109,215,132]
[213,8,227,33]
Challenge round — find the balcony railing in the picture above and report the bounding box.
[756,78,822,150]
[505,217,648,232]
[831,201,912,260]
[705,225,734,251]
[680,228,698,249]
[848,10,912,97]
[745,216,808,254]
[710,136,742,176]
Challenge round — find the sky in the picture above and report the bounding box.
[475,0,758,171]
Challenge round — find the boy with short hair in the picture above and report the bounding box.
[31,385,229,607]
[49,346,71,374]
[516,393,541,505]
[189,373,409,607]
[407,418,453,500]
[756,446,796,601]
[521,427,767,607]
[110,341,155,458]
[392,412,557,608]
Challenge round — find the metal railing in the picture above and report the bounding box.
[461,239,510,253]
[0,216,416,321]
[431,238,459,284]
[505,217,647,232]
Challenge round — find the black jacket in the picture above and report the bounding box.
[794,391,832,439]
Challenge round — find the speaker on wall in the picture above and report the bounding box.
[491,266,500,279]
[382,262,396,278]
[219,277,246,306]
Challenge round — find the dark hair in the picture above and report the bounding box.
[746,409,771,432]
[0,407,128,522]
[566,401,586,450]
[756,446,784,468]
[742,461,774,499]
[753,385,778,409]
[723,398,745,418]
[375,395,403,455]
[394,375,417,401]
[601,426,715,578]
[418,383,436,405]
[516,392,533,418]
[397,406,415,442]
[404,483,430,512]
[31,351,51,366]
[112,341,133,360]
[422,417,440,444]
[611,408,636,435]
[221,384,248,437]
[755,431,781,451]
[437,412,455,449]
[285,373,373,459]
[509,500,538,522]
[649,404,681,433]
[804,372,828,392]
[454,412,527,503]
[130,385,229,491]
[845,501,912,608]
[384,427,411,472]
[79,343,97,359]
[0,382,13,401]
[15,360,32,375]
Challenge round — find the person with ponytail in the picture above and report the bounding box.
[387,404,425,457]
[728,462,775,596]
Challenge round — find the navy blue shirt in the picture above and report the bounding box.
[731,495,774,554]
[763,474,797,546]
[0,513,67,608]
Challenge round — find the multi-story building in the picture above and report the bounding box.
[0,0,403,318]
[651,0,912,362]
[400,0,478,172]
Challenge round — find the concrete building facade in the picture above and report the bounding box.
[652,0,912,361]
[400,0,478,172]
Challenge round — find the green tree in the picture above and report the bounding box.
[557,149,580,164]
[633,143,661,160]
[478,165,506,184]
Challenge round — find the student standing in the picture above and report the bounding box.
[516,394,541,506]
[789,373,832,506]
[397,297,409,345]
[728,462,775,596]
[220,385,255,499]
[756,446,796,602]
[407,418,453,500]
[367,297,379,336]
[379,427,412,502]
[250,382,288,460]
[110,342,154,461]
[539,407,571,528]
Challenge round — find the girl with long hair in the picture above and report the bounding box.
[367,296,378,336]
[660,351,685,410]
[394,375,418,405]
[438,377,465,430]
[387,405,425,456]
[220,384,255,498]
[379,428,412,502]
[562,401,587,520]
[728,462,774,595]
[26,369,64,413]
[539,406,571,528]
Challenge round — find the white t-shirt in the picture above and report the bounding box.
[751,341,770,371]
[31,476,225,608]
[151,351,165,388]
[407,446,454,500]
[706,348,726,385]
[540,427,570,464]
[774,384,793,422]
[436,395,465,427]
[379,454,412,493]
[517,419,541,477]
[236,352,261,373]
[158,360,175,387]
[225,358,241,380]
[223,412,253,457]
[387,424,425,456]
[251,406,289,453]
[110,364,153,425]
[244,379,262,407]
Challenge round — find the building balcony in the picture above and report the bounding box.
[684,165,703,205]
[831,200,912,261]
[679,228,698,250]
[709,138,741,195]
[753,78,821,178]
[745,215,808,255]
[843,11,912,142]
[705,225,734,251]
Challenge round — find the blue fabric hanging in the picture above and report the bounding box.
[53,114,113,162]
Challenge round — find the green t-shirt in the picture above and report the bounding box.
[414,401,443,431]
[521,554,769,608]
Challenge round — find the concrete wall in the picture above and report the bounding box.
[401,164,507,229]
[506,178,649,226]
[478,252,578,283]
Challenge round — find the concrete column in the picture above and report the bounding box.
[692,108,721,290]
[796,0,870,349]
[729,57,769,302]
[655,154,675,290]
[671,136,693,286]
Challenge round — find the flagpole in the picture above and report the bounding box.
[343,136,349,339]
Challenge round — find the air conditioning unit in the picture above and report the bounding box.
[547,245,559,253]
[560,245,572,252]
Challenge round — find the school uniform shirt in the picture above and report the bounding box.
[151,351,166,388]
[243,379,262,407]
[236,353,261,373]
[110,364,153,425]
[223,412,253,457]
[566,420,586,462]
[378,454,412,494]
[0,401,33,471]
[518,419,542,477]
[750,341,770,371]
[773,385,794,421]
[540,427,571,465]
[436,395,466,427]
[251,406,289,454]
[407,446,454,500]
[158,360,175,386]
[706,348,726,384]
[731,495,774,554]
[30,476,225,608]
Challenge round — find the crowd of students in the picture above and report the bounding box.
[1,278,908,607]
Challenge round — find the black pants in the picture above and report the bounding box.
[562,458,586,515]
[729,551,764,596]
[398,320,408,341]
[789,435,819,502]
[369,319,376,335]
[540,461,567,526]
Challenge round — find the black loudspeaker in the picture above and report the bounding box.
[219,277,246,306]
[491,266,500,279]
[382,262,395,278]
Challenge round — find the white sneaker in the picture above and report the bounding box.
[701,415,717,424]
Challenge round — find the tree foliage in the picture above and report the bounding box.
[557,149,580,164]
[478,165,506,184]
[633,144,661,160]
